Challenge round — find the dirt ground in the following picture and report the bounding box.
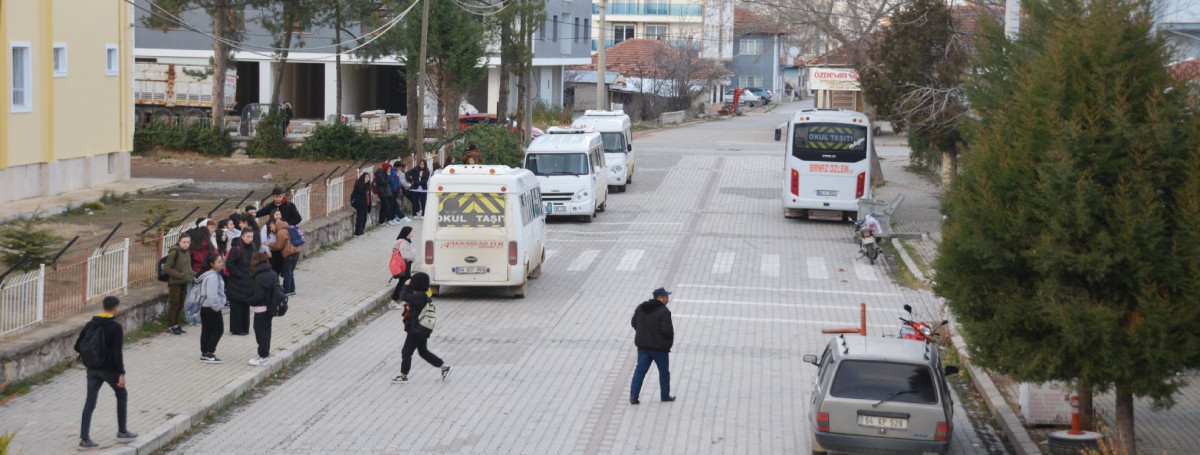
[132,150,363,184]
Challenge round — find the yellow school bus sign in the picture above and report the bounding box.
[438,193,506,227]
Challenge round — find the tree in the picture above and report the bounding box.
[935,0,1200,452]
[0,218,63,272]
[259,0,320,106]
[858,0,970,184]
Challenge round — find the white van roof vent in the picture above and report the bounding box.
[546,126,594,134]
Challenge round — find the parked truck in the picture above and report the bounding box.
[133,62,237,125]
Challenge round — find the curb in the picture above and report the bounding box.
[892,238,1042,455]
[106,286,394,455]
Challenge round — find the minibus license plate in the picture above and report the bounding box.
[817,190,838,196]
[455,266,489,274]
[858,415,907,430]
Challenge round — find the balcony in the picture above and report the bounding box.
[593,2,703,16]
[592,39,702,51]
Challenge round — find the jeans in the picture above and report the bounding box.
[80,369,127,440]
[400,334,444,375]
[379,196,394,224]
[253,311,273,358]
[354,207,369,235]
[412,191,426,216]
[281,254,298,294]
[166,284,186,327]
[630,350,671,400]
[228,300,250,335]
[199,307,224,355]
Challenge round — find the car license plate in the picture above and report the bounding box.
[862,237,875,244]
[858,415,908,430]
[454,266,489,274]
[817,190,838,196]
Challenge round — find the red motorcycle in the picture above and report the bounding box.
[898,304,948,343]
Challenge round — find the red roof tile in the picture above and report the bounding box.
[569,38,732,79]
[735,8,789,36]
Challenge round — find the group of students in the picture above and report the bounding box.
[161,188,302,365]
[349,144,488,236]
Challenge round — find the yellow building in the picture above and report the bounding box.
[1,0,133,205]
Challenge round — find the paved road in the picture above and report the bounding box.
[166,101,1002,454]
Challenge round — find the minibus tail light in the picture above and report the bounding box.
[816,412,830,432]
[508,241,518,265]
[425,240,434,264]
[856,172,866,198]
[791,169,799,196]
[935,422,949,441]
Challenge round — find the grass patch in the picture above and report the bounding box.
[126,317,171,344]
[880,240,930,290]
[0,359,77,398]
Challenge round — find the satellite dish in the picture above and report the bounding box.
[789,46,800,57]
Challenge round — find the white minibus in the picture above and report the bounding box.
[421,165,546,298]
[774,109,874,221]
[524,127,609,222]
[572,110,635,192]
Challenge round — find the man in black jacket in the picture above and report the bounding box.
[258,187,303,226]
[75,296,137,450]
[630,287,676,404]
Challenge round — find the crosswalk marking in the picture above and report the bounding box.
[545,249,557,264]
[853,262,878,281]
[711,252,735,274]
[761,254,780,277]
[616,249,644,271]
[807,257,829,280]
[567,250,600,271]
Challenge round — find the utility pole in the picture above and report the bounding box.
[596,0,606,109]
[416,0,432,163]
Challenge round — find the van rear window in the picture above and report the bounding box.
[437,192,506,228]
[793,123,868,163]
[829,360,938,404]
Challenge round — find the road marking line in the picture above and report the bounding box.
[592,222,684,226]
[807,256,829,280]
[673,298,903,313]
[853,262,878,281]
[545,249,556,263]
[675,283,902,297]
[616,249,644,272]
[712,252,735,274]
[761,254,780,277]
[675,314,893,328]
[567,250,600,271]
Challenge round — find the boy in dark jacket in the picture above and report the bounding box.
[629,287,676,404]
[75,296,137,450]
[258,187,303,227]
[391,273,451,383]
[374,163,395,225]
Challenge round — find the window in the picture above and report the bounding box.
[292,20,312,34]
[552,15,558,42]
[829,360,939,404]
[540,19,546,39]
[105,44,119,76]
[792,123,869,163]
[585,19,590,41]
[613,24,635,45]
[738,76,763,88]
[601,132,627,154]
[53,43,68,77]
[645,24,667,40]
[574,18,580,43]
[11,43,32,112]
[738,38,763,55]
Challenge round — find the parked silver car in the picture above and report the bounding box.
[803,335,959,455]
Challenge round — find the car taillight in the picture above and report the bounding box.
[935,422,949,441]
[816,412,830,432]
[790,169,799,196]
[508,241,518,265]
[856,172,866,198]
[425,240,434,265]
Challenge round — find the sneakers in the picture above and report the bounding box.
[201,355,224,364]
[387,302,402,310]
[249,357,269,367]
[390,375,408,384]
[116,431,138,442]
[630,398,640,405]
[400,217,412,223]
[79,438,99,451]
[662,396,677,402]
[168,326,185,335]
[441,365,451,380]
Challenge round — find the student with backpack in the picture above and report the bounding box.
[389,226,417,302]
[391,272,451,384]
[190,253,229,364]
[247,252,285,366]
[163,236,195,335]
[268,219,301,296]
[224,229,257,336]
[75,296,137,450]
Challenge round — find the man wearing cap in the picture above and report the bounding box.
[630,287,676,404]
[258,187,303,227]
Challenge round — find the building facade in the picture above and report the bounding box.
[589,0,707,52]
[726,9,785,93]
[2,0,134,205]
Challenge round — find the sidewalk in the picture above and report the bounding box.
[0,178,191,223]
[0,222,405,454]
[874,135,1200,454]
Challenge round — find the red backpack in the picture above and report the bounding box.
[389,246,408,278]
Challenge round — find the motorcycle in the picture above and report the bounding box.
[855,213,882,265]
[898,304,949,343]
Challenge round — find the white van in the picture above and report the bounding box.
[572,110,635,192]
[524,127,609,222]
[420,165,546,298]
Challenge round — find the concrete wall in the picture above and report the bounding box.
[0,208,355,384]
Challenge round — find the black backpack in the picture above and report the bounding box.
[270,282,289,317]
[78,325,108,369]
[157,250,179,282]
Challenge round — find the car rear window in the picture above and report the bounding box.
[829,360,938,404]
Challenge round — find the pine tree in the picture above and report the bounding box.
[0,218,63,272]
[936,0,1200,452]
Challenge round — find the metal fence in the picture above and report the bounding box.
[87,238,130,302]
[292,186,311,226]
[327,176,345,214]
[0,266,44,337]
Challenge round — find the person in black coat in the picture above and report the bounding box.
[390,272,450,383]
[224,229,257,335]
[350,172,373,236]
[629,287,676,404]
[75,296,137,449]
[247,252,281,366]
[258,187,303,227]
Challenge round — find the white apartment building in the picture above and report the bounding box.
[591,0,736,60]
